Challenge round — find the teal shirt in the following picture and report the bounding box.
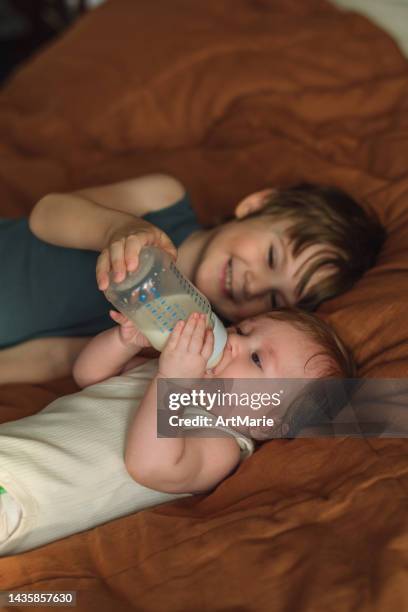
[0,192,201,348]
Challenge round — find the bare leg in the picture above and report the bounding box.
[0,337,92,385]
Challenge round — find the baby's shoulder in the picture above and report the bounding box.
[121,355,154,375]
[121,356,159,378]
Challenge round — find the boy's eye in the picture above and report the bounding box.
[236,326,245,335]
[251,352,261,368]
[268,246,275,268]
[270,291,277,309]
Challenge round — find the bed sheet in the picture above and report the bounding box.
[0,1,407,610]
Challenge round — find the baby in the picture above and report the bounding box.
[0,309,354,556]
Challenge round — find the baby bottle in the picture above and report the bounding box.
[104,246,227,368]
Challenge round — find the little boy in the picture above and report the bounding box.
[0,174,382,382]
[0,308,354,555]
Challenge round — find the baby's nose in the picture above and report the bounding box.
[225,332,239,356]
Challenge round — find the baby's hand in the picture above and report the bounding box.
[109,310,152,348]
[97,219,177,291]
[158,313,214,378]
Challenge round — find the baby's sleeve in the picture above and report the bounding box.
[231,433,255,462]
[181,406,255,462]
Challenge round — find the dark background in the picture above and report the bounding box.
[0,0,86,84]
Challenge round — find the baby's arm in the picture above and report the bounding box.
[125,314,241,494]
[72,312,150,388]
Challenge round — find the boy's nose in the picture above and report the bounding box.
[244,270,271,299]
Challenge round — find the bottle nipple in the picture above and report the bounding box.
[206,314,227,368]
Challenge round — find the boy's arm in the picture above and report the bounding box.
[72,326,143,389]
[125,374,241,494]
[28,174,185,251]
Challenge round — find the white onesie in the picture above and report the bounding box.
[0,359,253,556]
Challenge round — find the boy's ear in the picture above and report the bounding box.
[234,189,277,219]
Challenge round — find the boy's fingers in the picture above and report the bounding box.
[158,233,177,261]
[123,233,152,271]
[124,230,177,272]
[110,240,127,282]
[124,236,141,271]
[105,229,177,277]
[96,250,111,290]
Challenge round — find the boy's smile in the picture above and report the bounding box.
[183,216,335,322]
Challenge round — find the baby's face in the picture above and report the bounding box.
[206,315,329,380]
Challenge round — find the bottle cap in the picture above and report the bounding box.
[207,314,228,368]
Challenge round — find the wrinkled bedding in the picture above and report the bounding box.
[0,0,407,610]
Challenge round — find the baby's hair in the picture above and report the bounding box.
[246,183,385,311]
[262,308,357,439]
[263,308,355,378]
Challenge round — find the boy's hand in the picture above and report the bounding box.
[158,313,214,378]
[97,219,177,291]
[109,310,152,348]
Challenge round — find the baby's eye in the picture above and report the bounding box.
[251,352,261,368]
[236,326,245,335]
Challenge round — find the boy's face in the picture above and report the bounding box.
[193,214,334,322]
[205,315,329,379]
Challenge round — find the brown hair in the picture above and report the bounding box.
[245,183,385,311]
[264,308,356,378]
[259,308,356,439]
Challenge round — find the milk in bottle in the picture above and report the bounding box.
[104,247,227,368]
